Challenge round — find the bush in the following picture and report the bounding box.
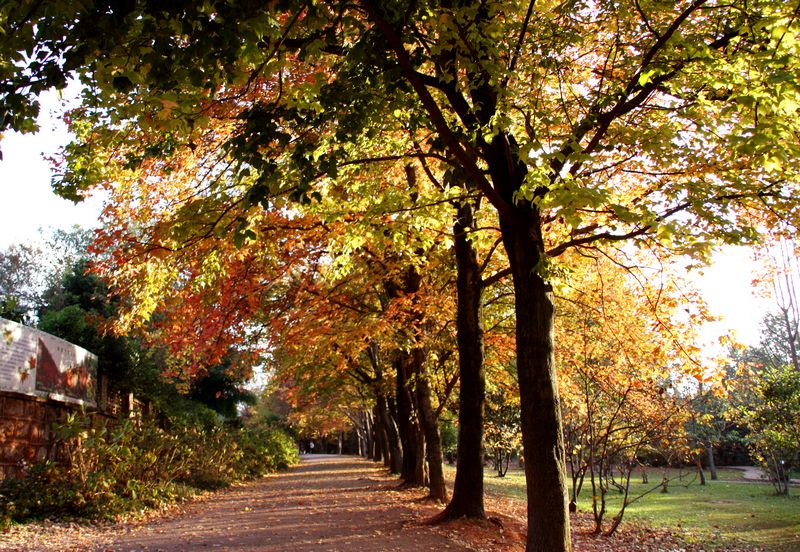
[740,365,800,495]
[0,413,298,524]
[439,417,457,463]
[234,427,299,476]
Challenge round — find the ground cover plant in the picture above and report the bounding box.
[0,413,298,528]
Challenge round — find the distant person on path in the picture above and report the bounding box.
[309,441,314,454]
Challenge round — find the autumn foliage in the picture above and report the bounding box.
[6,1,800,550]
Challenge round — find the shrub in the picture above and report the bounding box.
[241,427,299,473]
[740,365,800,495]
[0,413,298,524]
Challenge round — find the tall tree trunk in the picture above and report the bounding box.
[415,347,448,502]
[371,405,387,463]
[395,352,426,485]
[474,123,571,551]
[417,419,428,486]
[374,433,383,463]
[500,209,570,551]
[706,441,718,480]
[364,410,374,459]
[365,345,392,466]
[439,200,486,520]
[370,409,379,460]
[366,3,568,547]
[379,394,403,473]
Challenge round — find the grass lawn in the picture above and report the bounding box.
[446,465,800,550]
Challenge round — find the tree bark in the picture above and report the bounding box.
[438,200,486,519]
[706,442,718,480]
[395,352,425,485]
[696,458,706,485]
[364,409,375,459]
[377,394,403,473]
[415,347,448,502]
[500,208,570,551]
[365,344,394,467]
[486,128,569,550]
[370,405,384,462]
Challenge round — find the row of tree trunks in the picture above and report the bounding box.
[367,352,445,501]
[350,410,374,458]
[374,390,403,474]
[353,197,485,509]
[360,349,445,501]
[347,184,476,506]
[355,257,448,502]
[370,404,388,465]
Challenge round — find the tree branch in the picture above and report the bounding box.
[503,0,537,88]
[361,1,513,219]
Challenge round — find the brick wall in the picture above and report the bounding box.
[0,391,75,480]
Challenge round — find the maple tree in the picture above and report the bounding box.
[0,229,94,323]
[6,2,800,550]
[0,243,40,324]
[555,251,713,534]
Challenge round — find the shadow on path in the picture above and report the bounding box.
[102,454,470,552]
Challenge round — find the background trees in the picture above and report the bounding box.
[731,240,800,494]
[0,228,92,323]
[0,243,40,323]
[739,364,800,495]
[484,385,521,478]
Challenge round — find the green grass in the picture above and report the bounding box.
[615,478,800,550]
[445,465,800,550]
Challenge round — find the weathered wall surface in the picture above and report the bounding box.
[0,391,73,480]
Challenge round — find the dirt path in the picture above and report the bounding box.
[2,455,474,552]
[731,465,772,482]
[728,465,800,485]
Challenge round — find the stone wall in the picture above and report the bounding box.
[0,391,76,480]
[0,384,145,480]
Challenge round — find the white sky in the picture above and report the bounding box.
[0,90,774,353]
[0,88,105,249]
[691,247,771,349]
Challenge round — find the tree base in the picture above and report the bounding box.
[425,502,487,525]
